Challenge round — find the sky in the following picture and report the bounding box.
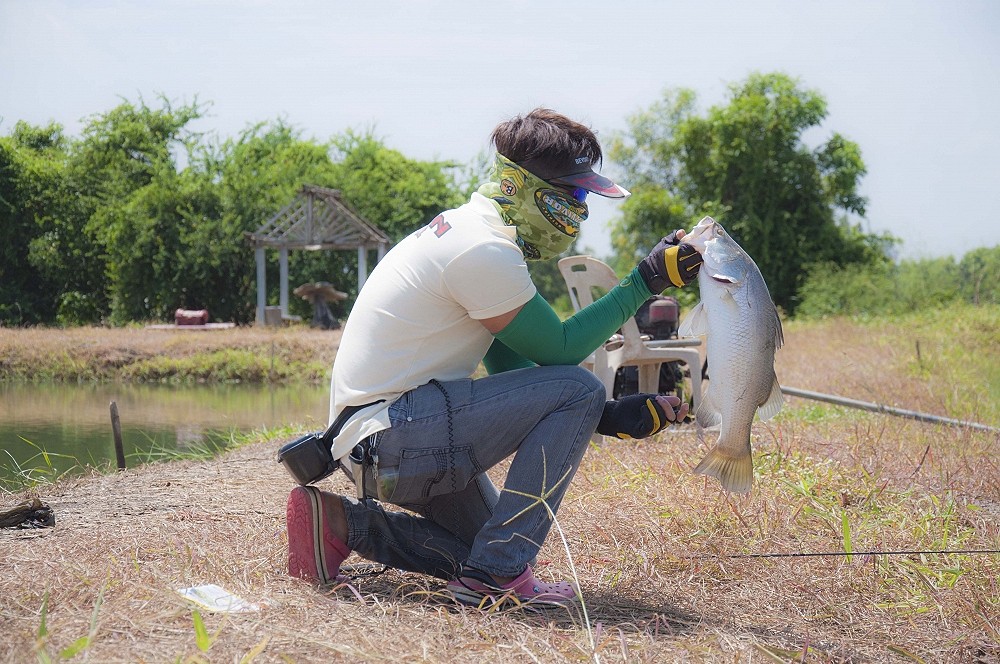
[2,0,998,260]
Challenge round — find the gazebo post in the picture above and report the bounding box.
[279,247,289,316]
[358,246,368,291]
[255,246,266,324]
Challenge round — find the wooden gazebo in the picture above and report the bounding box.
[248,185,390,325]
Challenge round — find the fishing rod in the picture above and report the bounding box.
[684,548,1000,560]
[781,386,1000,434]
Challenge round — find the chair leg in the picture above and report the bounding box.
[683,353,702,413]
[592,350,616,400]
[597,366,615,400]
[638,363,660,394]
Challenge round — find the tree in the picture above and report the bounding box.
[609,72,894,313]
[959,246,1000,306]
[215,127,464,321]
[207,120,341,323]
[0,101,467,325]
[11,98,208,324]
[328,130,464,243]
[794,247,1000,318]
[0,121,70,324]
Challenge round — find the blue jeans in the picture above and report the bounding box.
[338,365,606,580]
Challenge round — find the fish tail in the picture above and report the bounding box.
[693,447,753,494]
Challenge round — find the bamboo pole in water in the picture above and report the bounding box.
[110,401,127,470]
[780,386,1000,434]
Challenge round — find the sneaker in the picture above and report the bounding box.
[286,486,351,584]
[447,565,580,611]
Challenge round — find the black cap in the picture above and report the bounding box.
[518,154,630,199]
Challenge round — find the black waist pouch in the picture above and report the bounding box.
[276,401,381,485]
[277,431,339,485]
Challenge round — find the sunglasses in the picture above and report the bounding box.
[549,182,588,203]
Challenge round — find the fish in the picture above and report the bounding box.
[677,216,784,493]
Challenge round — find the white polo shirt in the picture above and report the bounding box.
[328,192,536,460]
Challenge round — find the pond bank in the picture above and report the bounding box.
[0,326,341,384]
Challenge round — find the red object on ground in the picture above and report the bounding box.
[175,309,209,325]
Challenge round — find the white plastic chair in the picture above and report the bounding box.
[557,255,703,407]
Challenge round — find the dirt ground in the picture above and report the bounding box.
[1,318,998,662]
[3,430,998,661]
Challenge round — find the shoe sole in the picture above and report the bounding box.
[287,486,337,584]
[447,581,580,612]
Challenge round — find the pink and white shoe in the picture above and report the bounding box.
[447,565,580,610]
[286,486,351,584]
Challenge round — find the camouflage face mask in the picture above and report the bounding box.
[477,154,588,260]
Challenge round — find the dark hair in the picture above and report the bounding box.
[490,108,603,175]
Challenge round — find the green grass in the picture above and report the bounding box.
[864,303,999,422]
[118,349,329,384]
[1,438,81,491]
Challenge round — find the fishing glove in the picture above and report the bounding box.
[596,394,675,440]
[637,231,703,293]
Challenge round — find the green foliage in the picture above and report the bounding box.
[0,99,465,325]
[1,436,78,490]
[73,98,206,323]
[118,349,330,384]
[958,245,1000,305]
[280,130,463,316]
[0,121,68,324]
[609,72,895,313]
[796,246,1000,318]
[209,120,341,323]
[328,130,464,242]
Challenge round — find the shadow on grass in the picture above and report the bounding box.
[311,568,872,661]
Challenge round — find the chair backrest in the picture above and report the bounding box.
[557,256,644,349]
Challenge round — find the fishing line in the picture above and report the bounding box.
[684,548,1000,560]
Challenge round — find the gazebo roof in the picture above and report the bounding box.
[248,184,390,250]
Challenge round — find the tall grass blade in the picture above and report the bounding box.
[59,579,108,659]
[841,509,853,563]
[887,644,927,663]
[59,636,91,660]
[239,636,270,663]
[192,610,211,652]
[37,592,49,639]
[191,609,223,653]
[35,591,52,664]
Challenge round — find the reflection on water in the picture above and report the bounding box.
[0,382,329,487]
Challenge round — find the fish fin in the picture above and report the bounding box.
[756,375,784,422]
[693,388,723,429]
[693,446,753,494]
[773,305,784,350]
[678,302,707,337]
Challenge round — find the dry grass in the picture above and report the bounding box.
[2,316,999,662]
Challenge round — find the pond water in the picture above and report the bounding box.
[0,382,330,489]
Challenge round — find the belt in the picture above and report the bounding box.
[322,401,378,444]
[325,400,383,500]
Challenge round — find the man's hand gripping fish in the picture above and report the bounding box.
[678,217,784,493]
